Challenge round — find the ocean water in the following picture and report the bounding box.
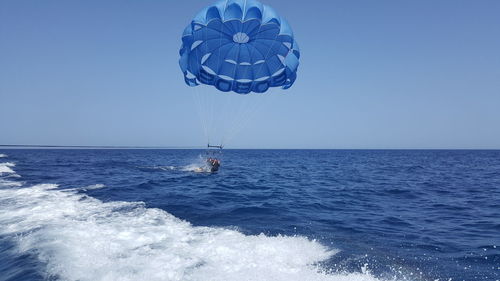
[0,149,498,281]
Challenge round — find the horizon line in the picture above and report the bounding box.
[1,144,499,150]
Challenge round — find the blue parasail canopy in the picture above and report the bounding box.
[179,0,300,94]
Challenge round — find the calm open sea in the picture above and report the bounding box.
[0,149,498,281]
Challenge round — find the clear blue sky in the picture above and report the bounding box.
[1,0,499,149]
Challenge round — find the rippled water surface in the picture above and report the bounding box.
[0,149,499,281]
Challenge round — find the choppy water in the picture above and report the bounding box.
[0,149,499,281]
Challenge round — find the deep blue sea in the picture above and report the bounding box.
[0,149,498,281]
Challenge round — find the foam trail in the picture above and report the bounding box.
[146,165,176,171]
[0,166,386,281]
[141,155,212,173]
[160,165,176,171]
[82,184,106,190]
[0,153,7,158]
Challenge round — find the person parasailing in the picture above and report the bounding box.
[179,0,300,172]
[206,157,221,172]
[206,144,222,172]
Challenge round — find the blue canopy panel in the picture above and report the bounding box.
[179,0,300,94]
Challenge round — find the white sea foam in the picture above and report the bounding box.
[0,161,21,186]
[144,155,215,173]
[181,163,211,173]
[0,167,386,281]
[0,153,7,158]
[83,184,106,190]
[161,165,176,171]
[0,179,22,187]
[180,155,216,173]
[0,162,16,174]
[149,165,177,171]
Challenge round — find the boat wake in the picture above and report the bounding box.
[0,157,387,281]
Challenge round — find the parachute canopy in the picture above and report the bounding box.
[179,0,300,94]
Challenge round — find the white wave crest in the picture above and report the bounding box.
[0,162,16,174]
[0,183,382,281]
[0,153,7,158]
